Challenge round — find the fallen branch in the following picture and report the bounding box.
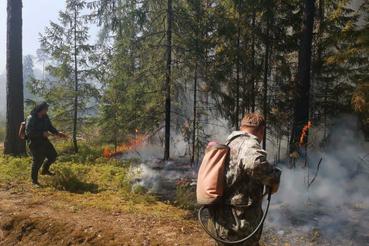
[307,158,323,188]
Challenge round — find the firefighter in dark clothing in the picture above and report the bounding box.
[25,102,67,186]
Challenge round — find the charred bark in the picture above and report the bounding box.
[290,0,315,153]
[164,0,172,160]
[4,0,26,156]
[251,9,256,113]
[262,6,271,150]
[191,62,198,165]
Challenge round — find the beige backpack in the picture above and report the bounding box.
[196,134,247,205]
[18,122,26,140]
[196,142,229,204]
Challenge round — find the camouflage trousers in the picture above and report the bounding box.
[28,138,58,183]
[208,204,263,246]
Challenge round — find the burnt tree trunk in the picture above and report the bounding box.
[290,0,315,153]
[164,0,172,160]
[262,7,270,150]
[4,0,26,156]
[191,62,198,165]
[73,9,79,153]
[251,9,256,113]
[235,0,242,130]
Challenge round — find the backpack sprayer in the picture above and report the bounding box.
[198,186,272,244]
[196,135,278,244]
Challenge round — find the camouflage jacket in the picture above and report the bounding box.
[223,131,280,206]
[25,114,59,140]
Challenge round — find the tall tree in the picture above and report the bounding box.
[164,0,173,160]
[23,54,34,100]
[35,0,100,153]
[4,0,26,156]
[290,0,316,155]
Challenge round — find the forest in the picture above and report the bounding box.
[1,0,369,245]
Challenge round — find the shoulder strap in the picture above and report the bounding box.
[226,134,248,146]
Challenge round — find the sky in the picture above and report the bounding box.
[0,0,99,75]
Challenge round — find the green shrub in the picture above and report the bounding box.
[0,141,157,206]
[174,184,196,210]
[0,154,31,186]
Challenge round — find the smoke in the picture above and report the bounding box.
[266,115,369,244]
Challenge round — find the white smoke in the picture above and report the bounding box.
[266,115,369,244]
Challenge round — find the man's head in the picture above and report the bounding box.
[240,112,265,143]
[31,102,49,117]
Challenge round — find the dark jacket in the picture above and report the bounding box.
[25,114,59,140]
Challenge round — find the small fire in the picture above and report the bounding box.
[135,129,139,133]
[104,134,146,158]
[299,121,312,146]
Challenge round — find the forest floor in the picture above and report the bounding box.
[0,153,368,245]
[0,181,214,246]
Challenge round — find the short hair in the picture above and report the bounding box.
[241,112,265,132]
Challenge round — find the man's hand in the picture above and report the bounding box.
[43,132,50,137]
[57,132,69,138]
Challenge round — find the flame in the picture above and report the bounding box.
[299,121,312,146]
[104,134,146,158]
[135,129,139,133]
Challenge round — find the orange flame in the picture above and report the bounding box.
[299,121,312,146]
[104,134,146,158]
[135,129,139,133]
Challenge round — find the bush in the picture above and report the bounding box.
[0,154,31,186]
[174,184,196,210]
[0,120,5,142]
[0,140,157,206]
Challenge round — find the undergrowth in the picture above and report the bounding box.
[0,140,156,206]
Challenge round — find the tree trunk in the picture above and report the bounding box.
[251,9,256,113]
[203,0,209,126]
[262,7,270,150]
[235,1,241,130]
[73,9,79,153]
[4,0,26,156]
[164,0,172,160]
[290,0,315,153]
[191,62,198,165]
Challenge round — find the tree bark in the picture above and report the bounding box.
[290,0,315,153]
[4,0,26,156]
[164,0,172,160]
[263,4,271,150]
[235,0,241,130]
[73,9,79,153]
[251,9,256,113]
[191,62,198,165]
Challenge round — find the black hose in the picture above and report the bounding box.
[198,187,272,244]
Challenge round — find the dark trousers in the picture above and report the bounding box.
[28,138,58,183]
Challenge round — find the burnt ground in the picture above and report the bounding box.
[137,159,369,246]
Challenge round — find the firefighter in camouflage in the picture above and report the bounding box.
[208,112,281,246]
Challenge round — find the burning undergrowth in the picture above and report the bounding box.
[106,116,369,245]
[264,117,369,245]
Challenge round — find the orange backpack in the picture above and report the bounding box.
[196,134,247,205]
[196,142,229,204]
[18,122,26,140]
[197,134,273,244]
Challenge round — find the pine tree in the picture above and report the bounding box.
[4,0,26,156]
[290,0,316,158]
[34,0,100,153]
[23,55,35,100]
